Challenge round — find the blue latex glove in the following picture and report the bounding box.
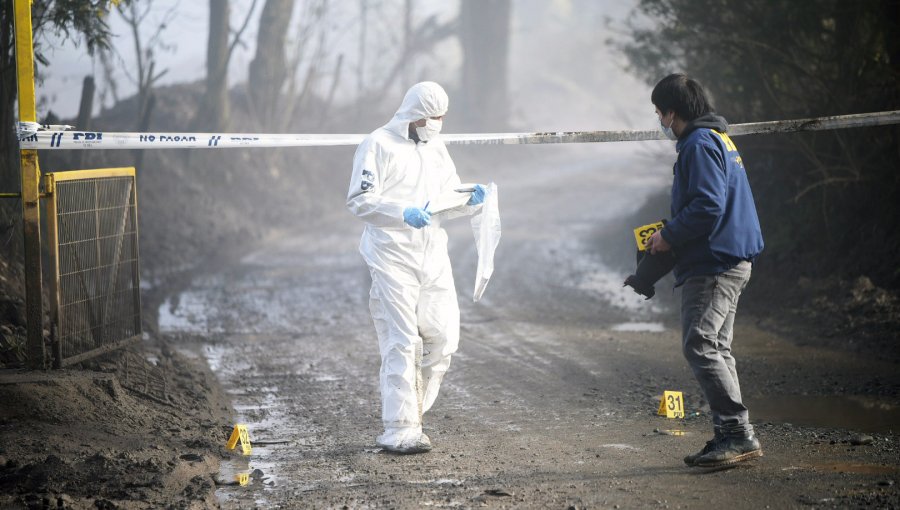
[403,207,432,228]
[467,184,486,205]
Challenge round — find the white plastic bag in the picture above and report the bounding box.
[471,183,501,301]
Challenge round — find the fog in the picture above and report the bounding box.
[33,0,676,301]
[6,4,899,506]
[38,0,658,142]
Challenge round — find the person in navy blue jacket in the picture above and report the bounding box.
[645,74,765,468]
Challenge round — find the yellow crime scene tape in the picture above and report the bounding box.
[16,110,900,150]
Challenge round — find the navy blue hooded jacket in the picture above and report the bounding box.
[659,113,764,286]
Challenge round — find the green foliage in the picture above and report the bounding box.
[30,1,123,65]
[2,1,124,67]
[0,330,25,367]
[0,0,127,193]
[620,0,900,287]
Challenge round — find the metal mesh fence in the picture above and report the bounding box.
[50,171,142,366]
[118,350,169,405]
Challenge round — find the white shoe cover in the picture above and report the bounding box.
[376,427,432,453]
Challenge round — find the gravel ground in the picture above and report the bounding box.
[1,146,897,509]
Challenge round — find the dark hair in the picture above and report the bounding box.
[651,73,714,122]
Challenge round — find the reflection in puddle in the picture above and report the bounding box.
[216,456,251,487]
[812,462,899,475]
[749,395,900,433]
[655,429,688,436]
[577,264,668,314]
[158,293,219,334]
[408,478,466,486]
[611,322,666,332]
[217,454,281,503]
[600,443,641,451]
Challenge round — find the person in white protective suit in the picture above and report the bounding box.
[347,81,487,454]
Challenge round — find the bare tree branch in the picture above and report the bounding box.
[227,0,259,68]
[792,175,869,203]
[372,15,458,100]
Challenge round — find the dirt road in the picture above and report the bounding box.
[161,148,899,508]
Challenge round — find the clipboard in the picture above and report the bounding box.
[428,182,477,214]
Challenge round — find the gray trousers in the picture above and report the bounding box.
[680,261,753,438]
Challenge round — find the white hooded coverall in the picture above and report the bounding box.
[347,82,477,448]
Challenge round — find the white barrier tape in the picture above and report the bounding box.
[16,122,74,141]
[18,131,366,149]
[17,110,900,150]
[16,122,40,139]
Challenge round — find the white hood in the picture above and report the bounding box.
[384,81,449,139]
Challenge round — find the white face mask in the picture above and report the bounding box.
[659,115,677,141]
[415,118,443,141]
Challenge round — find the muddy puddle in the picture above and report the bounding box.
[210,385,306,505]
[216,449,281,504]
[611,321,666,332]
[748,394,900,433]
[155,223,680,506]
[810,462,900,475]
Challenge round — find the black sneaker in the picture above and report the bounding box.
[683,436,722,466]
[693,434,762,467]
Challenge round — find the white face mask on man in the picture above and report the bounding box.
[659,114,677,141]
[415,118,443,141]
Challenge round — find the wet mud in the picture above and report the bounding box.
[153,151,899,508]
[1,146,895,508]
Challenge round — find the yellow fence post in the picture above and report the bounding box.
[13,0,45,369]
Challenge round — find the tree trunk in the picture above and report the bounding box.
[0,0,19,193]
[200,0,230,130]
[75,76,95,130]
[403,0,412,87]
[134,93,155,168]
[0,1,22,257]
[248,0,294,124]
[458,0,511,130]
[74,76,95,167]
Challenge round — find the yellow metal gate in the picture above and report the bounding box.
[45,168,142,368]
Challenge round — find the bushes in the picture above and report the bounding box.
[620,0,900,288]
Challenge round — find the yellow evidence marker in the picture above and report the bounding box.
[633,221,665,251]
[657,391,685,419]
[235,473,250,486]
[226,424,252,455]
